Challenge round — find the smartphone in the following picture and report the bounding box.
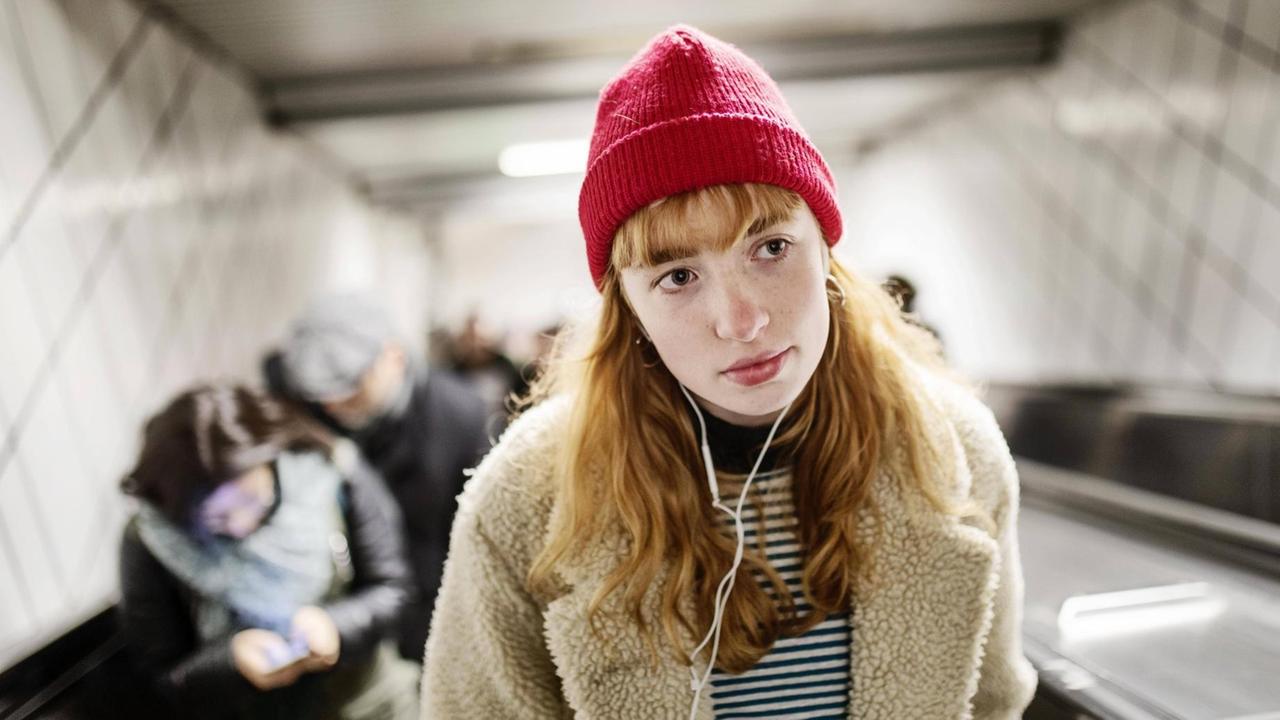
[262,634,310,672]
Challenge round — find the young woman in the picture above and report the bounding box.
[422,25,1036,719]
[118,384,421,720]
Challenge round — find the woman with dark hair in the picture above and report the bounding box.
[118,384,420,720]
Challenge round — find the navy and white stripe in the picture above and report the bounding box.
[710,470,850,719]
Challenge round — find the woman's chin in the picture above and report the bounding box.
[699,388,800,427]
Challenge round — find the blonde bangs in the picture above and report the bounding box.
[610,183,805,270]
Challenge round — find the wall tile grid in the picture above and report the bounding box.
[0,0,429,670]
[834,0,1279,395]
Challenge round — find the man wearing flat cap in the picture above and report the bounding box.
[264,293,490,663]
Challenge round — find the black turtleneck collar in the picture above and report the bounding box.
[686,402,791,475]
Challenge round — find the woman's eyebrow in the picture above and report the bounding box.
[745,211,792,238]
[647,246,699,266]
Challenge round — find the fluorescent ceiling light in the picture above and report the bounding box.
[1057,582,1224,642]
[499,139,589,178]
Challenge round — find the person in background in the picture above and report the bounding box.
[882,273,944,350]
[445,312,529,434]
[263,294,489,662]
[118,384,419,720]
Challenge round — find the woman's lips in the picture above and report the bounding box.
[722,348,790,387]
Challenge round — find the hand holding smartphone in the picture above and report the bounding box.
[290,606,340,671]
[230,629,308,690]
[262,633,311,672]
[231,607,341,690]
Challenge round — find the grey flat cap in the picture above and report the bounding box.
[281,293,396,402]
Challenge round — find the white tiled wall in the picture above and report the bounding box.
[0,0,430,670]
[833,0,1280,395]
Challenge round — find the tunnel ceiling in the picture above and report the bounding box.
[151,0,1114,211]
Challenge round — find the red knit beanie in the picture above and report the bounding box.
[579,25,842,289]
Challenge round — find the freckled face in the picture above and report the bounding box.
[618,206,830,426]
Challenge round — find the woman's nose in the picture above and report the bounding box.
[713,284,769,343]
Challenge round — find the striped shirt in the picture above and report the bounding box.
[709,469,851,719]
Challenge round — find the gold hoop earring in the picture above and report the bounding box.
[826,273,847,307]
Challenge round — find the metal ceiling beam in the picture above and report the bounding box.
[266,21,1060,125]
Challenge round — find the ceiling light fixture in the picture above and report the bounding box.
[498,139,589,177]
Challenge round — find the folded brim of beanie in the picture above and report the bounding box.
[578,112,842,287]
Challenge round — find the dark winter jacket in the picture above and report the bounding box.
[263,357,491,659]
[118,461,413,719]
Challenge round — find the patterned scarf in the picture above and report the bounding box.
[134,451,348,640]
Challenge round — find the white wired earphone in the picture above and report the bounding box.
[678,383,792,720]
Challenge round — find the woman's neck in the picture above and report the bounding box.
[690,403,787,475]
[695,397,784,428]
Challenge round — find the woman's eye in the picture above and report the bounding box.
[756,238,791,259]
[657,268,695,290]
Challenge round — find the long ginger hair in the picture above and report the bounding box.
[526,183,965,673]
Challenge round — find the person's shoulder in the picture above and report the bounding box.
[917,370,1002,449]
[443,396,571,578]
[419,366,487,415]
[454,395,572,524]
[914,369,1018,515]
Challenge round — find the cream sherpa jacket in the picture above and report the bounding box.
[421,370,1037,719]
